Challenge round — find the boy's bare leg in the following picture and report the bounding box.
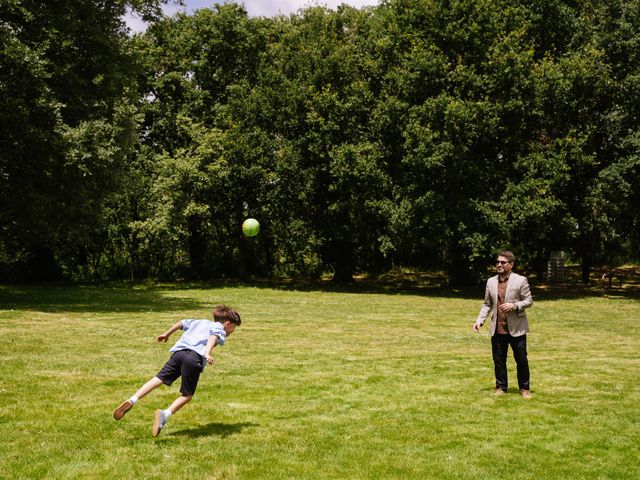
[134,377,164,399]
[114,377,164,420]
[167,394,193,414]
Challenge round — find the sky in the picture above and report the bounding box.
[126,0,380,32]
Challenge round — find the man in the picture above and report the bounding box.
[473,251,533,398]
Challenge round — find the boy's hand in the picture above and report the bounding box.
[157,334,170,343]
[205,355,215,365]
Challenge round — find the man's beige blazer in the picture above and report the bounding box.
[476,272,533,336]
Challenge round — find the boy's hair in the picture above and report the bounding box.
[498,250,515,263]
[213,305,241,326]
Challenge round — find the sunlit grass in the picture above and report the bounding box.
[0,282,638,479]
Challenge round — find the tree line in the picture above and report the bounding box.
[2,0,639,284]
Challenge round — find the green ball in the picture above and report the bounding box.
[242,218,260,237]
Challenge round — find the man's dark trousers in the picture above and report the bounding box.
[491,333,530,391]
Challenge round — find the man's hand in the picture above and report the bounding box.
[205,355,215,365]
[499,302,517,313]
[473,322,481,333]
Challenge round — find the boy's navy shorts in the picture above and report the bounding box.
[156,349,205,396]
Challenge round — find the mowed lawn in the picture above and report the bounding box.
[0,282,638,479]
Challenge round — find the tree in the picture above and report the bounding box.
[0,0,170,281]
[121,4,276,278]
[226,5,390,281]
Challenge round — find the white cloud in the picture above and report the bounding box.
[125,0,379,32]
[123,8,148,33]
[243,0,379,17]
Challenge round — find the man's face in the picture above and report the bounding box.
[496,256,513,275]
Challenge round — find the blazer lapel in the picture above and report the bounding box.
[504,273,519,301]
[490,275,499,317]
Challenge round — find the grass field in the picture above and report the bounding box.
[1,279,639,479]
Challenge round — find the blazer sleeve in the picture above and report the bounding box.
[476,280,493,325]
[513,276,533,311]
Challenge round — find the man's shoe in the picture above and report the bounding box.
[152,409,167,437]
[495,388,506,396]
[113,400,133,420]
[520,389,532,399]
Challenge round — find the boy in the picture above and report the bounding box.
[113,305,241,437]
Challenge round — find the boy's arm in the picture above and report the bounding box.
[204,334,220,365]
[157,321,183,343]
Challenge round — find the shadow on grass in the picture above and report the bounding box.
[532,285,640,301]
[162,276,640,301]
[253,265,640,301]
[159,265,640,300]
[1,264,638,314]
[529,265,640,301]
[0,284,208,314]
[169,421,258,438]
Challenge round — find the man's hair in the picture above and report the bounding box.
[213,305,241,325]
[498,250,515,263]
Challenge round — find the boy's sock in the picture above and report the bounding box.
[163,409,172,420]
[129,395,139,405]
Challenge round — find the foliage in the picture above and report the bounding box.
[0,0,171,281]
[2,0,640,282]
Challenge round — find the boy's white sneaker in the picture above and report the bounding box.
[152,409,167,437]
[113,400,133,420]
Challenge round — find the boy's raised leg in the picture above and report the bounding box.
[134,376,165,399]
[114,377,164,420]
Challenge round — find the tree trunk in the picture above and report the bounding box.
[581,255,591,284]
[187,222,207,279]
[24,246,62,282]
[329,239,354,283]
[534,251,546,282]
